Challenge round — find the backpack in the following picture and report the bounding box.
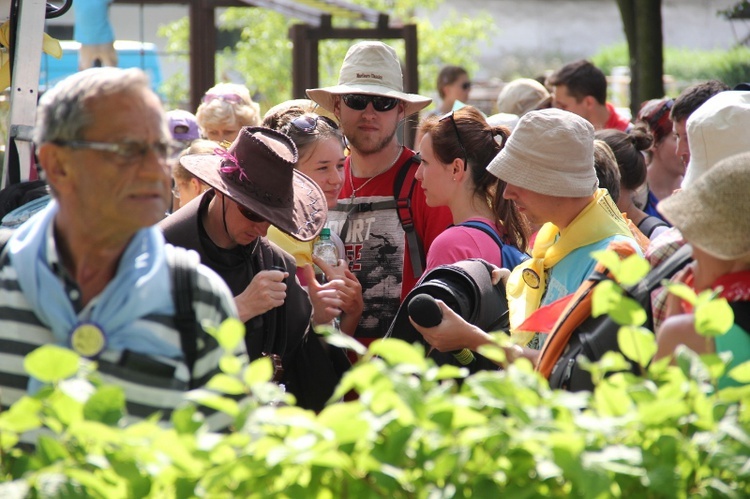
[538,242,693,391]
[637,215,669,238]
[458,219,530,271]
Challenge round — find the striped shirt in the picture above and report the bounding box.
[0,241,244,438]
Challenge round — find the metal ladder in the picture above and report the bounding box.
[1,0,72,188]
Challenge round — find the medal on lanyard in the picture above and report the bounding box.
[522,268,541,289]
[69,322,107,358]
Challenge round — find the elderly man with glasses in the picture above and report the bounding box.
[0,67,244,439]
[306,41,453,348]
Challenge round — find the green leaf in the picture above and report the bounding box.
[24,345,80,383]
[171,404,204,434]
[83,385,126,426]
[206,374,246,395]
[727,360,750,384]
[591,250,622,276]
[212,317,246,351]
[187,391,239,417]
[593,382,630,417]
[617,254,651,286]
[664,282,697,306]
[617,326,657,368]
[476,343,507,365]
[317,403,369,444]
[694,298,734,337]
[219,354,243,375]
[243,356,273,385]
[0,396,42,433]
[368,339,427,370]
[36,434,69,465]
[592,281,647,325]
[323,331,367,356]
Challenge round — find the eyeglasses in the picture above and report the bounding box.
[237,204,267,223]
[54,139,178,165]
[341,94,399,112]
[439,111,468,170]
[644,99,674,128]
[288,115,339,133]
[461,81,472,91]
[201,93,247,105]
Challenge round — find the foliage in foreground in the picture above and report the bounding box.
[1,252,750,497]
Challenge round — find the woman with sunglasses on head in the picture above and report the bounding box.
[264,105,364,336]
[416,106,530,271]
[196,83,261,143]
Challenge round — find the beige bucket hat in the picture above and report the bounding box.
[306,41,431,117]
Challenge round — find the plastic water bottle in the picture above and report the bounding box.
[312,228,338,284]
[312,228,341,331]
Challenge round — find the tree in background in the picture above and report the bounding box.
[158,0,493,114]
[615,0,665,117]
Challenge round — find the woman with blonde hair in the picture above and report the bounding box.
[195,83,261,143]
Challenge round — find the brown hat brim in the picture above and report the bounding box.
[180,153,327,242]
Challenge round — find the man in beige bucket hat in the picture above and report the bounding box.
[408,108,639,367]
[307,41,452,346]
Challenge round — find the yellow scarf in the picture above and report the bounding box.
[0,21,62,90]
[507,189,632,344]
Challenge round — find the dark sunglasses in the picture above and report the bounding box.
[288,114,339,133]
[439,110,468,170]
[238,204,267,223]
[341,94,399,112]
[461,81,472,91]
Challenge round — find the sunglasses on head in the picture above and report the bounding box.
[341,94,400,112]
[643,99,674,128]
[439,110,468,170]
[238,204,267,223]
[288,114,339,133]
[202,93,246,105]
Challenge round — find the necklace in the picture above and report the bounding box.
[348,146,403,201]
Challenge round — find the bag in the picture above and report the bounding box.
[540,243,693,391]
[386,258,508,372]
[637,215,669,238]
[0,180,50,227]
[458,220,530,271]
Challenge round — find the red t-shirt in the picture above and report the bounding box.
[605,102,632,132]
[327,148,452,341]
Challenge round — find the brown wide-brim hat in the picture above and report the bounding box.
[306,41,431,117]
[180,126,327,242]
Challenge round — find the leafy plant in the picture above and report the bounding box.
[1,253,749,497]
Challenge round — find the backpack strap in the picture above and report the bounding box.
[393,155,425,279]
[166,245,200,389]
[457,220,530,270]
[637,215,669,238]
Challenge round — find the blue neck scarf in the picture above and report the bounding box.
[9,200,180,363]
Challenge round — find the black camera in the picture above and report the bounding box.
[386,258,509,371]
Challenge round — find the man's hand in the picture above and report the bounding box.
[305,257,364,335]
[409,300,490,352]
[235,269,288,322]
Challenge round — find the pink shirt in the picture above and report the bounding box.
[425,217,504,271]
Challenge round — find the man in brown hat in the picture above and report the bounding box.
[160,127,349,412]
[307,40,453,346]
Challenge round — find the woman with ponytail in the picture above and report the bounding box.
[416,105,530,271]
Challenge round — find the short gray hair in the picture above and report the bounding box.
[34,67,153,148]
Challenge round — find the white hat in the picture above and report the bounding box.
[659,152,750,260]
[682,90,750,188]
[496,78,552,117]
[306,41,431,117]
[486,108,598,197]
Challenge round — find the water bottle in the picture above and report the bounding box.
[312,228,338,284]
[312,228,341,331]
